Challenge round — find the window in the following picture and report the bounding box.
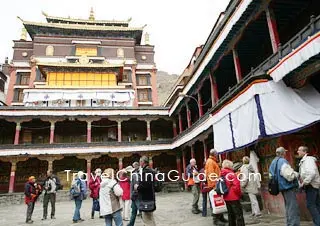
[16,72,30,85]
[117,48,124,58]
[139,90,149,102]
[138,76,147,86]
[76,100,86,107]
[75,46,97,56]
[46,45,54,56]
[47,72,117,87]
[122,71,130,82]
[14,89,24,102]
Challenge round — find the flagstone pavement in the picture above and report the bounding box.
[0,192,312,226]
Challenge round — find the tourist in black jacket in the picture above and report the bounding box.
[134,156,156,226]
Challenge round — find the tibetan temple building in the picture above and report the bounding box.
[0,0,320,220]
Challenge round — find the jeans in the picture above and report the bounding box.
[128,200,139,226]
[26,202,35,222]
[105,210,123,226]
[202,192,207,217]
[191,184,200,211]
[305,185,320,226]
[43,193,56,218]
[225,200,245,226]
[73,199,82,221]
[142,212,156,226]
[248,193,261,216]
[282,189,300,226]
[91,198,99,218]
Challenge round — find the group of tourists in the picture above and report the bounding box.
[68,155,158,225]
[24,156,158,225]
[186,146,320,226]
[23,146,320,226]
[24,170,61,224]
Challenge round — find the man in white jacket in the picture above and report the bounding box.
[297,146,320,226]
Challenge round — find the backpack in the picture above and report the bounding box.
[268,158,280,196]
[70,180,81,199]
[215,176,229,195]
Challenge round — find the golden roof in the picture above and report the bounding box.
[23,20,144,31]
[37,62,124,68]
[42,11,132,25]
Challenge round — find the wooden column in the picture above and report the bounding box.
[149,156,153,168]
[76,154,101,186]
[232,49,243,83]
[203,140,208,161]
[37,155,64,172]
[172,121,178,137]
[14,122,21,145]
[197,92,204,117]
[176,154,182,177]
[209,73,219,106]
[87,120,92,143]
[182,150,188,189]
[117,120,122,142]
[191,144,195,159]
[118,157,123,170]
[178,113,183,133]
[186,104,192,128]
[266,7,280,53]
[146,119,152,141]
[8,161,17,193]
[49,121,55,144]
[0,157,29,193]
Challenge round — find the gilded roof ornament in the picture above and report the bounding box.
[145,32,150,45]
[20,27,27,41]
[89,7,95,21]
[42,11,48,17]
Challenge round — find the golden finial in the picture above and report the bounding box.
[20,27,27,41]
[89,7,95,20]
[42,11,48,17]
[145,32,150,45]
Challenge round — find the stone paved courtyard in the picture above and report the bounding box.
[0,192,312,226]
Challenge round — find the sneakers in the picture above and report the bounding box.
[219,215,228,223]
[41,217,47,221]
[192,209,201,214]
[26,220,34,224]
[51,216,56,219]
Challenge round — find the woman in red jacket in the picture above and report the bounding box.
[89,168,102,219]
[220,160,245,226]
[119,170,131,221]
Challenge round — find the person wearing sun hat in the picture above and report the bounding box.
[24,176,42,224]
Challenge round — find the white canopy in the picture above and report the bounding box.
[23,89,135,103]
[213,81,320,153]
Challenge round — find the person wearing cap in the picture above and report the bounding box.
[186,158,201,214]
[71,171,87,223]
[297,146,320,226]
[205,149,228,224]
[269,147,300,226]
[24,176,42,224]
[89,168,102,219]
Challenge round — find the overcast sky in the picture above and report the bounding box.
[0,0,229,75]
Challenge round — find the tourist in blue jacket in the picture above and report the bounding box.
[269,147,300,226]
